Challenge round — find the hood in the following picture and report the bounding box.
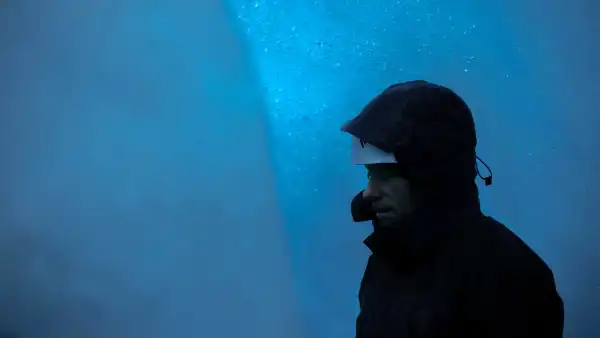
[342,80,481,210]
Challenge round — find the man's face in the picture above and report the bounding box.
[363,164,413,226]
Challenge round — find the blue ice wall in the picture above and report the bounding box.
[0,1,301,338]
[0,0,599,338]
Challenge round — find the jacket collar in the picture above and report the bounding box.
[363,206,482,268]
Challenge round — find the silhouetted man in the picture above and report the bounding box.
[341,80,564,338]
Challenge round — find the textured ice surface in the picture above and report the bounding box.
[0,0,599,338]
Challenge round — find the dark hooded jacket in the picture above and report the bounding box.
[343,81,564,338]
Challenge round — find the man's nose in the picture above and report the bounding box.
[363,182,377,198]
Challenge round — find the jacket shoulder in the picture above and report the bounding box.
[467,216,557,286]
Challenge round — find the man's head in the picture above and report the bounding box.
[342,80,486,223]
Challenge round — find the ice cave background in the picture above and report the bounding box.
[0,0,598,337]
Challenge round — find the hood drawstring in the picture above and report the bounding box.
[476,155,493,186]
